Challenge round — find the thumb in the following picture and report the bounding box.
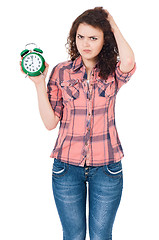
[44,62,49,73]
[42,62,49,77]
[45,61,49,68]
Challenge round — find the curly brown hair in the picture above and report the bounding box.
[65,7,119,80]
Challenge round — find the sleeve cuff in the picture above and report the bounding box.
[116,61,136,76]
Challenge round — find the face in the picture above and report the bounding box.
[76,23,104,64]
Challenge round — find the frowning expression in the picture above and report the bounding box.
[76,23,104,63]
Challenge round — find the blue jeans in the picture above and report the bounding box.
[52,158,123,240]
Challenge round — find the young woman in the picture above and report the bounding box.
[20,7,136,240]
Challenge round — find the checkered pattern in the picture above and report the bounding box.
[47,55,136,167]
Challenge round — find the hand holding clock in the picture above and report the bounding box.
[20,43,49,85]
[20,60,49,85]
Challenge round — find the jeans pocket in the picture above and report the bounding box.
[52,158,69,177]
[103,161,123,178]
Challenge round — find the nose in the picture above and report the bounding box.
[83,38,90,47]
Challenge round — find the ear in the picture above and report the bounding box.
[33,48,43,54]
[20,49,30,57]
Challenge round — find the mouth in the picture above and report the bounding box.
[83,49,91,53]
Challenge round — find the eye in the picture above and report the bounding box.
[77,34,83,39]
[90,37,98,41]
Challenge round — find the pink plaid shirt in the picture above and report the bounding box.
[47,55,136,167]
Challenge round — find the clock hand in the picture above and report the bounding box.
[29,56,34,65]
[29,60,34,66]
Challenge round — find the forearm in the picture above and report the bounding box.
[35,80,56,130]
[106,10,135,72]
[113,24,135,69]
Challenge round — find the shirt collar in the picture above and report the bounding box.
[72,55,83,71]
[72,55,99,72]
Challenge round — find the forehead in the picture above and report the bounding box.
[77,23,103,36]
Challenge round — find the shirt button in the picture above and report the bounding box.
[88,112,91,116]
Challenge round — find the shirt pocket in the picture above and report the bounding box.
[97,77,117,98]
[61,79,80,103]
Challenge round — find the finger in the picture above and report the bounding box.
[44,62,49,68]
[104,9,110,18]
[20,62,24,73]
[20,68,25,74]
[19,61,23,72]
[43,62,49,74]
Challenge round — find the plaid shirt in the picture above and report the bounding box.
[47,55,136,167]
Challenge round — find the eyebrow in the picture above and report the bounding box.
[77,33,98,38]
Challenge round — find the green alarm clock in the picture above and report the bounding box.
[20,43,45,77]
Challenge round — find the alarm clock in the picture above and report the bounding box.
[20,43,45,77]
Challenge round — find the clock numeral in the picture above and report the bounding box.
[23,53,43,73]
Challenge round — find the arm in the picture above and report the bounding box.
[20,62,59,130]
[35,78,60,130]
[105,10,135,73]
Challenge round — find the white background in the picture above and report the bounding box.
[1,0,159,239]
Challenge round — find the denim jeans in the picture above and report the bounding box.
[52,158,123,240]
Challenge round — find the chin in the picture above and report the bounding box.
[82,54,94,59]
[84,56,97,62]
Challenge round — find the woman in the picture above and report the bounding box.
[20,7,136,240]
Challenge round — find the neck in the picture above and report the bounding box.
[82,57,97,73]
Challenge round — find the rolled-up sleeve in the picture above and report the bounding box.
[47,65,64,121]
[115,61,136,91]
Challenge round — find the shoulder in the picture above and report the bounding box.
[49,59,74,84]
[54,59,73,71]
[49,59,73,79]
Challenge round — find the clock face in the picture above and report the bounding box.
[23,53,42,73]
